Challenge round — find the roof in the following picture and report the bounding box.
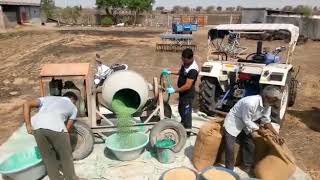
[40,63,91,77]
[212,23,299,46]
[0,0,40,6]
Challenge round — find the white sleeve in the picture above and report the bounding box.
[69,106,78,120]
[260,106,272,125]
[241,103,259,133]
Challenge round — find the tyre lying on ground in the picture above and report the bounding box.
[69,121,94,160]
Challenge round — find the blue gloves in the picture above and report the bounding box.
[161,68,171,76]
[166,86,175,94]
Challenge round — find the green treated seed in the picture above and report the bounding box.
[111,95,138,149]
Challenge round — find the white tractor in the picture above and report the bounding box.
[199,24,299,124]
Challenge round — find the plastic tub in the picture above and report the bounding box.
[0,146,46,180]
[105,132,149,161]
[199,166,240,180]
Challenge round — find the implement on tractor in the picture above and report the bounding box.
[156,22,198,52]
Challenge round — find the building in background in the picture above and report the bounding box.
[0,0,41,30]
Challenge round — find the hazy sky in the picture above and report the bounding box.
[55,0,319,9]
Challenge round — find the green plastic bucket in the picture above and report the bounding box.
[155,139,176,164]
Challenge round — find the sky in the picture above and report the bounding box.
[54,0,319,9]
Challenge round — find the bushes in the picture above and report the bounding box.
[101,17,113,26]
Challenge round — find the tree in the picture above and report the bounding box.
[182,6,190,13]
[217,6,222,11]
[96,0,126,24]
[294,5,313,17]
[313,6,318,12]
[236,6,243,11]
[226,7,235,11]
[41,0,55,19]
[196,6,203,12]
[126,0,153,25]
[172,5,182,13]
[206,6,215,13]
[155,6,165,11]
[282,5,293,11]
[60,6,81,24]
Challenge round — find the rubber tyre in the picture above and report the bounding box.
[70,121,94,161]
[270,83,289,125]
[287,71,297,107]
[199,77,219,116]
[149,119,187,153]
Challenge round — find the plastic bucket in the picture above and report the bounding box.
[0,146,46,180]
[199,166,240,180]
[105,132,149,161]
[160,167,198,180]
[155,139,176,164]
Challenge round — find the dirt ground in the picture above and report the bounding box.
[0,27,319,179]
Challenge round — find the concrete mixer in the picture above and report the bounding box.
[39,63,187,160]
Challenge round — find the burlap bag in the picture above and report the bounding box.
[254,130,296,180]
[192,122,222,171]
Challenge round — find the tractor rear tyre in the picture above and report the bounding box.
[70,121,94,160]
[149,119,187,153]
[287,71,297,107]
[199,77,220,116]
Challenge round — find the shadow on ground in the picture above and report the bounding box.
[58,29,162,38]
[288,107,320,132]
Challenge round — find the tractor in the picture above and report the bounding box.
[199,24,299,125]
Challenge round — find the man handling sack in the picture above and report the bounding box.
[223,86,285,173]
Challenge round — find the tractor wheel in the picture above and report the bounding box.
[270,83,289,125]
[149,119,187,153]
[199,77,220,116]
[70,121,94,160]
[287,71,297,107]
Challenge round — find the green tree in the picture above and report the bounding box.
[226,7,235,11]
[41,0,55,19]
[60,6,81,24]
[236,6,242,11]
[206,6,215,13]
[155,6,165,11]
[96,0,126,24]
[217,6,222,11]
[182,6,190,13]
[294,5,313,17]
[172,5,182,13]
[282,5,293,11]
[196,6,203,12]
[126,0,153,25]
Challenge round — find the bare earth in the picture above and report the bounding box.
[0,27,319,179]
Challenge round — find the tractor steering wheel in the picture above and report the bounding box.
[246,53,258,60]
[211,51,228,61]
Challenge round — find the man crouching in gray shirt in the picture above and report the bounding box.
[23,92,79,180]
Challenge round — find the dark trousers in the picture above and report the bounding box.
[34,129,77,180]
[224,129,255,170]
[178,97,193,131]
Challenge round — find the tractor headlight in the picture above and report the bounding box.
[201,65,213,73]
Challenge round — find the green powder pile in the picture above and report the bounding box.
[111,92,138,149]
[155,139,176,149]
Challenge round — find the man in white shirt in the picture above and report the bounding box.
[23,92,79,180]
[223,86,284,172]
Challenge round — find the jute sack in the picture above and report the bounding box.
[254,130,296,180]
[254,155,296,180]
[192,122,222,171]
[253,134,270,164]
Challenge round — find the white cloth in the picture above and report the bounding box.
[31,96,78,132]
[184,60,199,73]
[223,95,271,137]
[96,64,110,77]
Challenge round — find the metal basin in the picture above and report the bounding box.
[105,132,149,161]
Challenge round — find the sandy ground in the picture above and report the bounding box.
[0,26,319,179]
